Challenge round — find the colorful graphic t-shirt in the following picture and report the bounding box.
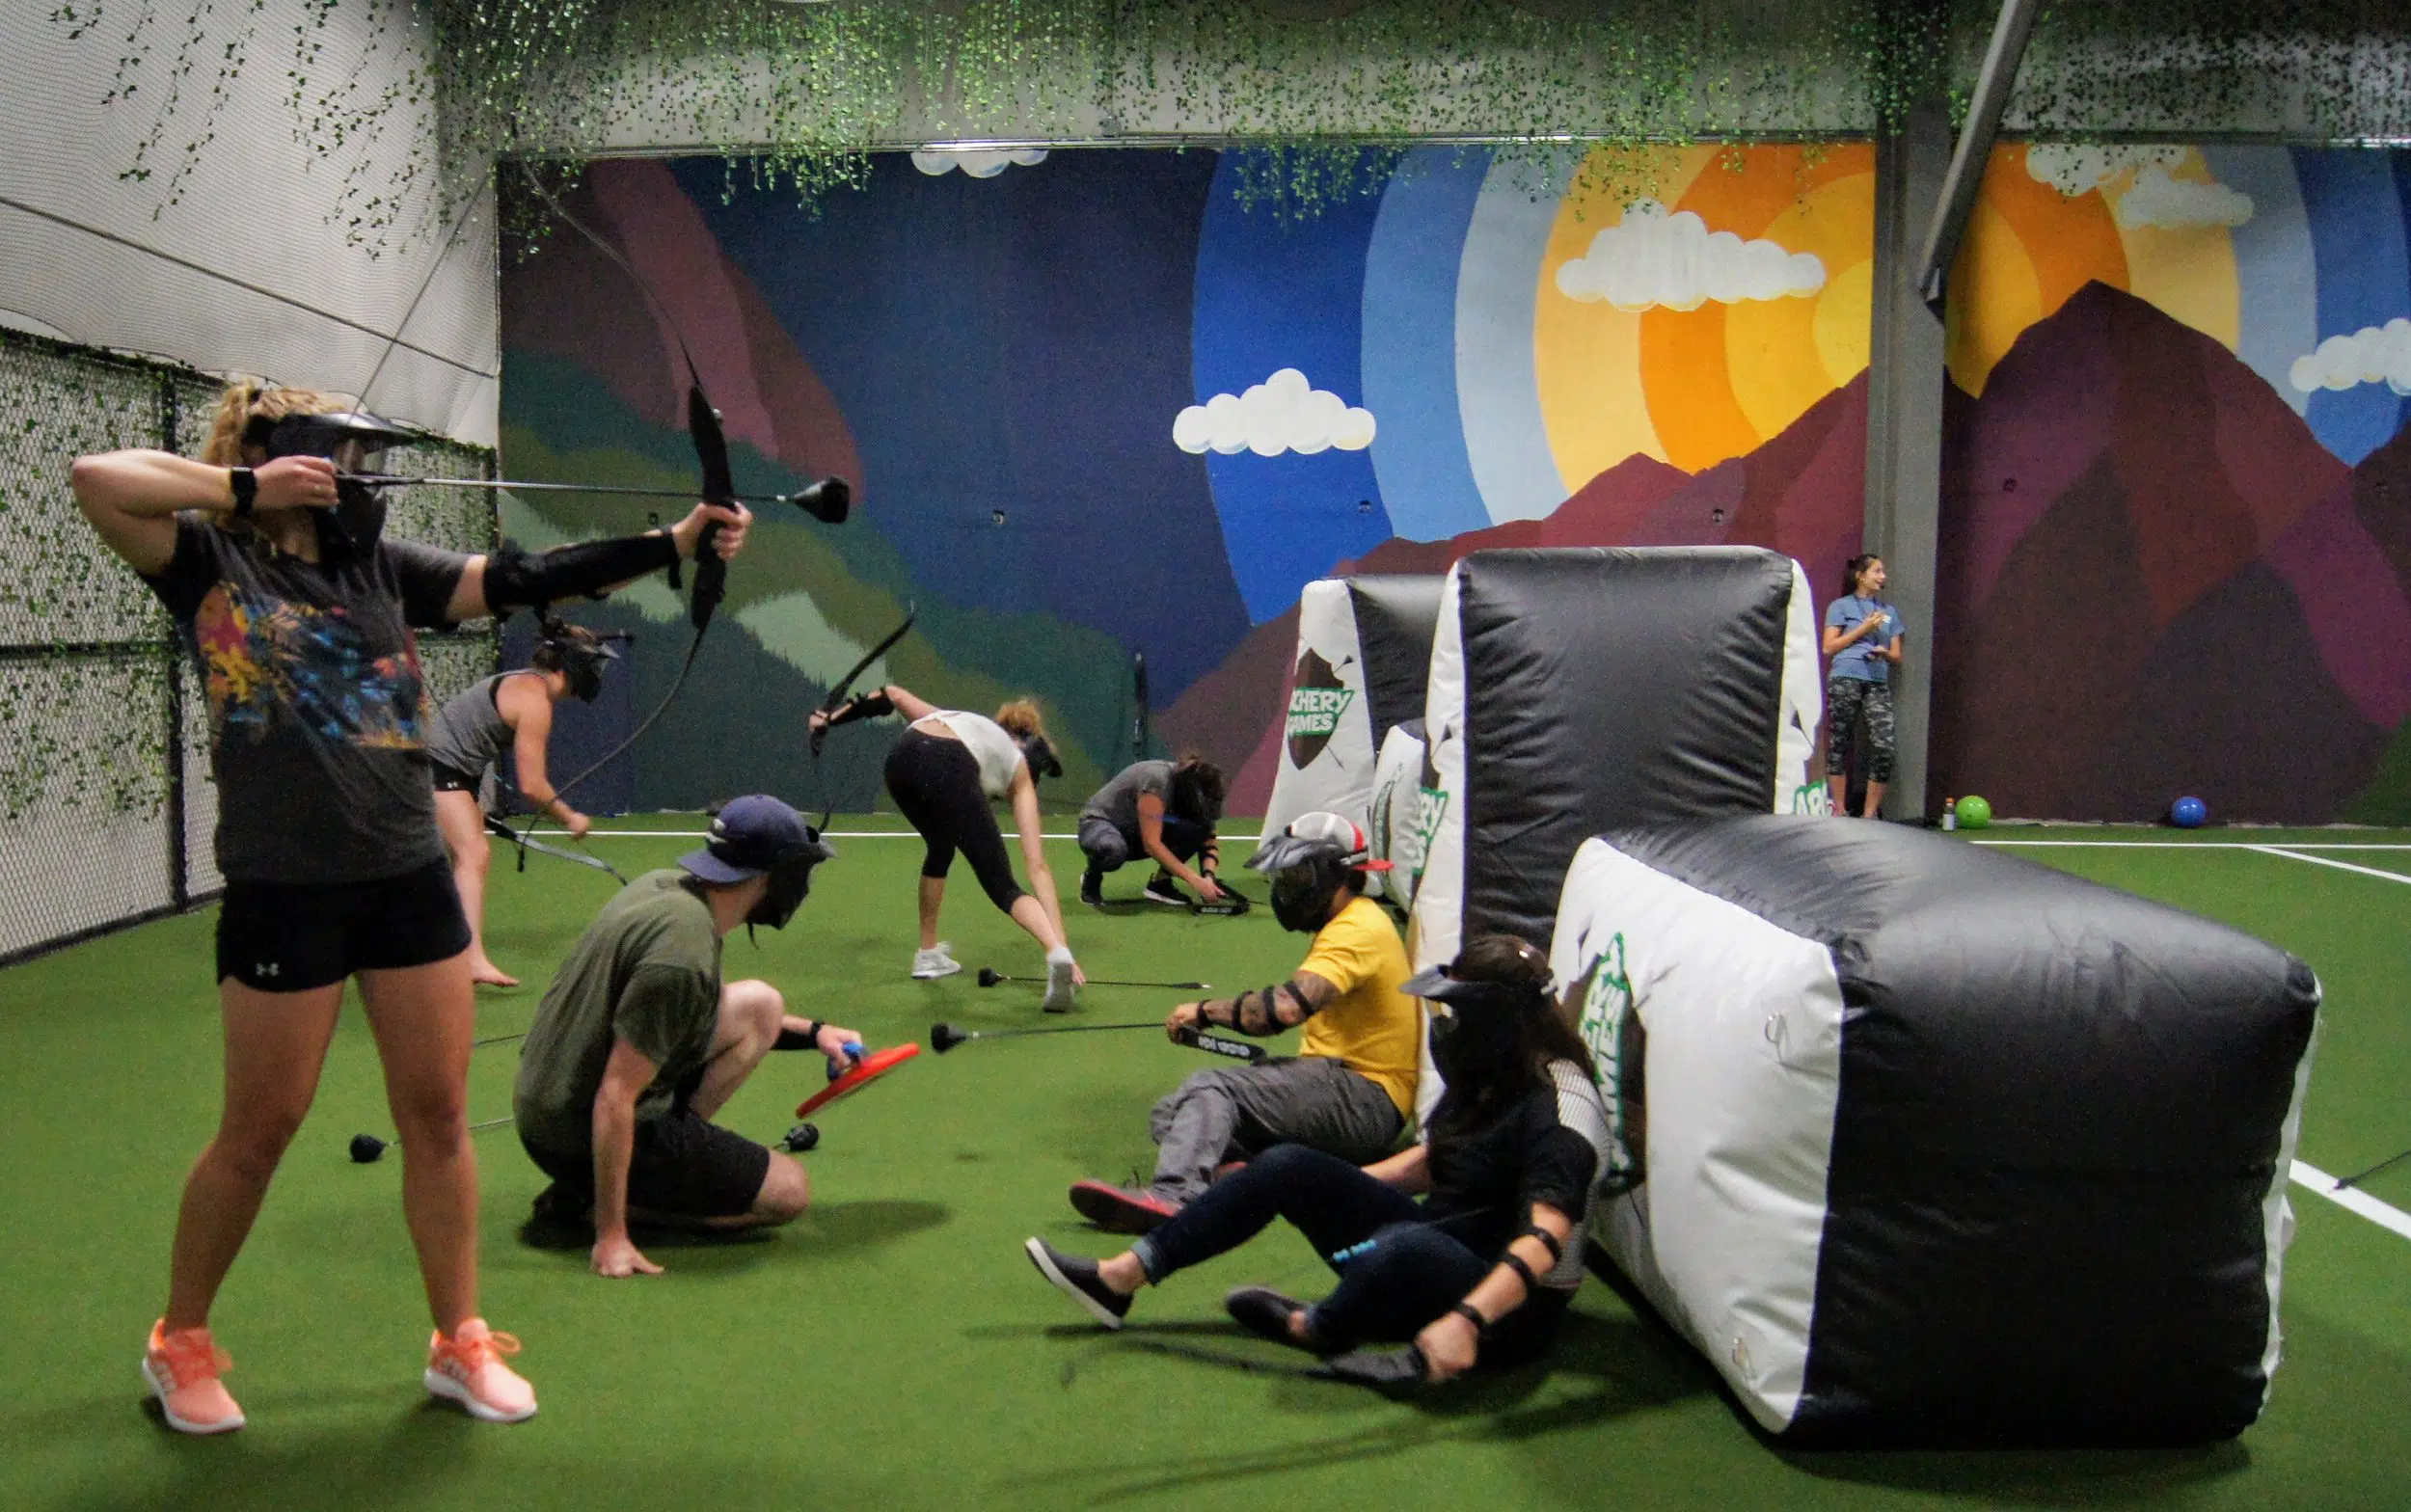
[142,516,469,883]
[1297,895,1421,1116]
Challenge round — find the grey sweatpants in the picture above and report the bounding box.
[1148,1056,1404,1203]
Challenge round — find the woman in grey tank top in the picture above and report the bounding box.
[427,620,614,986]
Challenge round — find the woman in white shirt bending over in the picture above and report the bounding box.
[812,687,1084,1008]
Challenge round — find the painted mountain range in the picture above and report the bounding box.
[1179,283,2411,824]
[1933,281,2411,824]
[1164,375,1870,813]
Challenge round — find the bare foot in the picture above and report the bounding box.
[471,961,520,988]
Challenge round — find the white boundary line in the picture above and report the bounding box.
[2292,1161,2411,1242]
[1976,840,2411,850]
[2245,845,2411,886]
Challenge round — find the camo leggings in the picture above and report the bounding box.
[1826,677,1896,784]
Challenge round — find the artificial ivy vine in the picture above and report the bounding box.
[51,0,2411,237]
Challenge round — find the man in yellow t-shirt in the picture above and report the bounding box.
[1068,812,1419,1233]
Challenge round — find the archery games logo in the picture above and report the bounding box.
[1575,932,1644,1194]
[1285,649,1355,769]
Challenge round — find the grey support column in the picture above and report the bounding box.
[1865,0,2041,821]
[1862,104,1951,820]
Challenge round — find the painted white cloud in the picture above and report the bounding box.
[910,148,1047,178]
[1173,368,1376,457]
[2114,164,2254,230]
[2289,317,2411,397]
[1553,200,1825,312]
[2024,143,2185,197]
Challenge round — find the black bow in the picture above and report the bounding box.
[809,603,917,830]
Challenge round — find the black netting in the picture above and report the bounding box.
[0,344,172,646]
[0,331,496,964]
[0,651,176,958]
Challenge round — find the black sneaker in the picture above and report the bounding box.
[1024,1237,1133,1329]
[1078,870,1105,908]
[1224,1286,1319,1352]
[1141,871,1192,907]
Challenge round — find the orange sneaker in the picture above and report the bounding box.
[423,1318,537,1423]
[142,1320,245,1435]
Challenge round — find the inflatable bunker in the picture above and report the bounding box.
[1412,546,1823,976]
[1367,716,1430,911]
[1262,575,1446,851]
[1548,815,2321,1448]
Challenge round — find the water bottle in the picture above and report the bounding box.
[1941,798,1958,832]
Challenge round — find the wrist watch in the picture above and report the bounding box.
[228,467,257,518]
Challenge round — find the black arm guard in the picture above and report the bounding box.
[826,689,894,728]
[482,531,680,615]
[1234,984,1300,1038]
[1517,1224,1565,1264]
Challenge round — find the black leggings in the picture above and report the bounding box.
[1131,1143,1563,1360]
[884,729,1027,913]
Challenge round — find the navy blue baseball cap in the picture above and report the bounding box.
[681,796,828,883]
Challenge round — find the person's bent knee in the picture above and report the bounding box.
[460,831,491,873]
[753,1156,809,1225]
[724,978,785,1036]
[1248,1141,1324,1181]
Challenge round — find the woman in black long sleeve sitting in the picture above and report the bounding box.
[1024,933,1612,1381]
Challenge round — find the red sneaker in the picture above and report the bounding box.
[142,1320,244,1435]
[424,1318,537,1423]
[1068,1179,1181,1234]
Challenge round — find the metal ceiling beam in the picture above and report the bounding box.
[1913,0,2042,307]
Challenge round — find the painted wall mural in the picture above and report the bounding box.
[498,140,2410,823]
[1930,144,2411,824]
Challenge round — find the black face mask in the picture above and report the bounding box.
[1170,768,1223,826]
[745,830,834,932]
[1269,860,1336,932]
[1019,733,1063,781]
[258,411,410,562]
[1427,1002,1521,1091]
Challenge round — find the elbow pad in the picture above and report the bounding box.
[483,531,679,615]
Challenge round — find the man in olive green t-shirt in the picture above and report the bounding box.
[514,795,855,1279]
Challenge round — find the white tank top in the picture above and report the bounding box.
[920,710,1023,797]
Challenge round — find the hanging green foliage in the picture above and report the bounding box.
[53,0,2411,236]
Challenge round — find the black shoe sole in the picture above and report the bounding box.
[1024,1238,1127,1329]
[1224,1286,1317,1350]
[1068,1182,1179,1234]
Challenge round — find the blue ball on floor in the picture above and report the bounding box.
[2171,796,2208,828]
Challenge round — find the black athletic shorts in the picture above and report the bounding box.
[521,1112,773,1221]
[215,857,472,992]
[429,761,482,795]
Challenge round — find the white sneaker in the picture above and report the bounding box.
[1043,950,1078,1012]
[912,944,963,980]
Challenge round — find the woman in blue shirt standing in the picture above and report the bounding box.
[1822,554,1905,818]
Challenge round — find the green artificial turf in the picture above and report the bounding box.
[0,820,2406,1510]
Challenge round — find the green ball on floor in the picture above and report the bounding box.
[1955,795,1992,829]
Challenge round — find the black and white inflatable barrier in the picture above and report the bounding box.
[1412,546,1821,979]
[1550,816,2319,1448]
[1366,717,1429,910]
[1262,575,1445,848]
